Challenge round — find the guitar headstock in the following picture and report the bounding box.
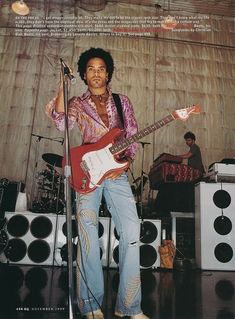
[172,104,201,121]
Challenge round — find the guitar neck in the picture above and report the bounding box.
[110,113,175,155]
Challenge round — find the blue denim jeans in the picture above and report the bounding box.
[76,173,142,316]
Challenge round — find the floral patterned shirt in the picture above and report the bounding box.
[45,87,139,160]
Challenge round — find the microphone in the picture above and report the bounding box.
[60,58,76,84]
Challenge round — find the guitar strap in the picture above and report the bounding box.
[112,93,124,127]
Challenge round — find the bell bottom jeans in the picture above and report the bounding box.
[76,173,142,316]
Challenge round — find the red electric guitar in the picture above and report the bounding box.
[64,104,201,194]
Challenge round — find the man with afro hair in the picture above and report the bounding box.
[46,48,149,319]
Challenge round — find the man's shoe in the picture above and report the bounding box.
[85,309,104,319]
[115,311,149,319]
[130,314,150,319]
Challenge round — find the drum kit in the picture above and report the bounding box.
[32,153,65,214]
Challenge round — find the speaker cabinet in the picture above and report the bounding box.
[98,217,111,267]
[54,215,110,267]
[0,181,21,214]
[54,215,78,266]
[195,182,235,271]
[139,219,161,269]
[109,219,161,269]
[4,211,57,265]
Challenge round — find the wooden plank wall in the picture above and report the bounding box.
[0,2,234,207]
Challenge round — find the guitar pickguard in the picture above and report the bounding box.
[82,143,127,188]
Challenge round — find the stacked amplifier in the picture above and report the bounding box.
[2,211,161,269]
[195,182,235,271]
[195,159,235,271]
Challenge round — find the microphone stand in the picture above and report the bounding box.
[31,133,64,145]
[61,62,75,319]
[138,142,150,220]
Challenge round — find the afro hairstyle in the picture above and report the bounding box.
[77,47,114,85]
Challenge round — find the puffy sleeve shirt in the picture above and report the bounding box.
[45,87,139,160]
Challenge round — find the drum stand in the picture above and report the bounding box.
[30,137,63,214]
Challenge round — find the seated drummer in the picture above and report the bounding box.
[177,131,205,176]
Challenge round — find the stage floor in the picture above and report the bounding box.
[0,264,235,319]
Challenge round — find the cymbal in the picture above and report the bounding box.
[42,153,63,168]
